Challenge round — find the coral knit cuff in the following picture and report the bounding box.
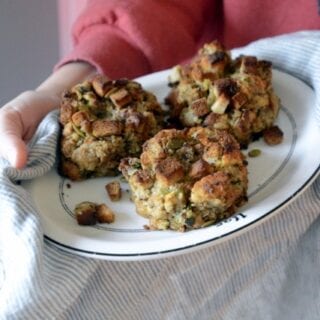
[55,25,151,80]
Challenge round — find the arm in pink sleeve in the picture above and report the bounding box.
[56,0,217,79]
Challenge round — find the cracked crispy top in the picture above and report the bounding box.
[59,75,164,180]
[119,127,248,231]
[166,41,280,147]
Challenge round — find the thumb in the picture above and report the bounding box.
[0,134,28,169]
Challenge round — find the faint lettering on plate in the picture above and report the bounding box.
[215,213,246,227]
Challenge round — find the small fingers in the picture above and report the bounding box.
[0,134,28,168]
[0,108,28,168]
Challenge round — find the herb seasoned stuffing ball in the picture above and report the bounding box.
[166,41,280,147]
[59,75,164,180]
[119,127,248,231]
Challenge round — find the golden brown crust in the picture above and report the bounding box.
[188,159,211,179]
[59,75,164,180]
[155,157,185,186]
[120,127,248,231]
[96,204,115,223]
[91,74,114,97]
[191,172,239,207]
[190,98,210,117]
[109,88,132,109]
[166,41,281,147]
[92,120,123,137]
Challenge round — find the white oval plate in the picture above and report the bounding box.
[22,69,320,261]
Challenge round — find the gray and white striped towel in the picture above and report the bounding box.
[0,31,320,320]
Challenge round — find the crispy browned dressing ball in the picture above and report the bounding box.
[59,75,164,180]
[166,41,280,148]
[120,127,248,231]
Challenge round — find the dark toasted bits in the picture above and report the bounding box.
[75,202,98,225]
[74,201,115,225]
[59,76,164,181]
[120,127,248,231]
[215,78,238,98]
[263,126,284,145]
[164,41,280,147]
[208,51,228,64]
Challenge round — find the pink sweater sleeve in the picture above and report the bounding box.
[56,0,216,79]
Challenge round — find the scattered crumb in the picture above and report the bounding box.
[105,181,122,201]
[74,201,97,225]
[74,201,115,226]
[263,125,284,145]
[96,203,115,223]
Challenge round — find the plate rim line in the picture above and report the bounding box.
[43,163,320,259]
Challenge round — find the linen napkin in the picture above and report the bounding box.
[0,31,319,320]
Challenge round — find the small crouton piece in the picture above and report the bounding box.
[92,120,123,137]
[155,157,184,186]
[60,103,75,125]
[207,51,228,65]
[96,204,115,223]
[189,159,211,179]
[91,74,113,97]
[211,78,238,114]
[105,181,122,201]
[211,96,229,114]
[203,112,221,127]
[203,142,222,163]
[232,92,248,109]
[191,172,234,205]
[263,126,284,145]
[191,98,210,117]
[72,111,89,126]
[132,170,154,189]
[74,201,97,225]
[239,56,258,74]
[110,88,132,108]
[61,160,82,181]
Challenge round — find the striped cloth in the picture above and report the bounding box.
[0,31,320,320]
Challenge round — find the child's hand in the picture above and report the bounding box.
[0,62,95,168]
[0,90,59,168]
